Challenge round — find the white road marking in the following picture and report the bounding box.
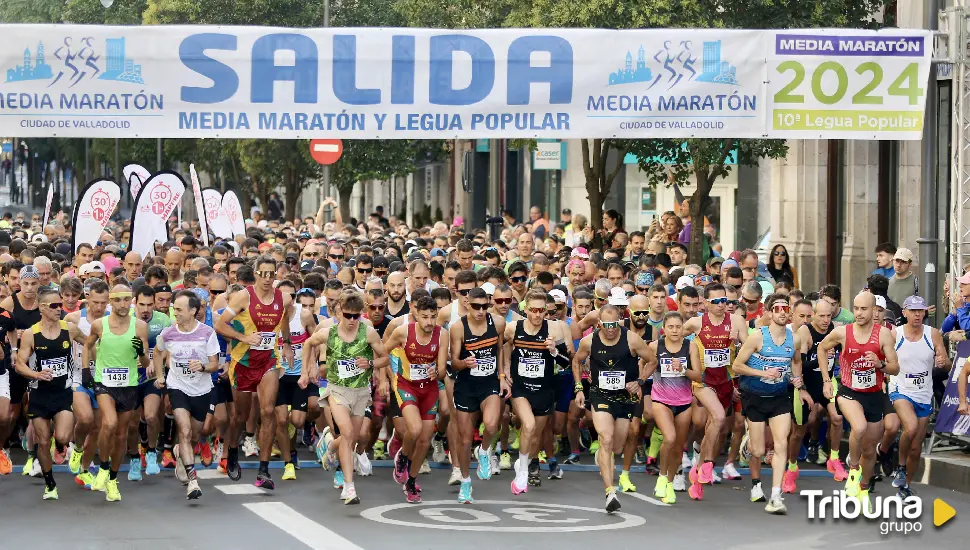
[215,484,266,495]
[313,143,340,153]
[196,469,226,480]
[245,502,364,550]
[622,491,670,507]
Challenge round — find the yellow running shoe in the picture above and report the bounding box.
[844,467,862,497]
[538,451,548,464]
[21,456,34,476]
[663,482,677,504]
[288,422,297,441]
[105,479,121,502]
[75,471,95,490]
[91,469,109,492]
[654,476,668,498]
[43,486,59,500]
[510,428,520,451]
[282,463,297,481]
[618,472,637,493]
[589,440,600,454]
[860,489,871,514]
[69,446,83,475]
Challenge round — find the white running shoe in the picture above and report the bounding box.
[431,438,447,463]
[765,495,787,514]
[30,457,42,477]
[672,473,687,492]
[681,452,692,471]
[712,470,722,484]
[448,466,462,485]
[419,459,432,474]
[750,481,766,503]
[721,462,742,480]
[357,452,373,476]
[490,453,501,476]
[242,436,259,457]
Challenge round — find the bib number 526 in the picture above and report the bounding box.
[773,61,923,106]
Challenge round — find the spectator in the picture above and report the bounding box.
[529,206,550,240]
[766,244,798,287]
[740,248,775,286]
[866,273,902,326]
[267,191,284,221]
[887,247,918,306]
[943,272,970,336]
[873,242,896,279]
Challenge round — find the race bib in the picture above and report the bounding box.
[764,362,790,384]
[471,356,497,377]
[173,360,195,377]
[291,343,303,356]
[517,357,544,379]
[704,348,729,369]
[336,358,363,380]
[409,362,434,381]
[852,368,876,389]
[218,352,227,366]
[42,357,69,378]
[905,372,927,390]
[598,370,625,390]
[660,357,685,378]
[252,332,277,351]
[102,367,130,387]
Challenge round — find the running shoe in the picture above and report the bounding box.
[105,479,121,502]
[419,460,432,475]
[644,456,660,475]
[243,436,259,457]
[860,489,872,514]
[548,462,563,480]
[680,451,692,471]
[0,447,14,474]
[816,447,829,466]
[782,466,798,494]
[282,463,297,481]
[342,484,360,505]
[806,442,819,464]
[605,488,621,513]
[738,433,751,467]
[827,458,848,482]
[404,481,422,503]
[510,428,520,451]
[161,449,176,469]
[763,449,774,465]
[393,450,408,484]
[618,471,636,492]
[43,486,59,501]
[490,453,501,476]
[654,476,667,498]
[173,445,188,485]
[301,424,315,448]
[333,469,345,490]
[538,451,548,464]
[291,451,301,470]
[431,437,447,463]
[92,468,110,492]
[145,450,160,476]
[373,440,387,460]
[75,471,95,490]
[580,428,592,451]
[897,485,915,499]
[564,453,581,465]
[22,456,34,476]
[688,481,704,500]
[588,439,599,454]
[53,444,67,465]
[226,455,242,481]
[358,452,373,476]
[635,444,646,464]
[511,460,528,495]
[527,461,541,487]
[844,467,862,497]
[712,470,722,484]
[199,441,213,467]
[892,466,907,488]
[698,462,714,485]
[765,496,787,515]
[128,457,143,482]
[672,473,687,492]
[186,479,202,500]
[458,479,474,504]
[67,446,81,475]
[876,444,893,478]
[688,463,699,485]
[30,457,42,477]
[721,462,742,480]
[254,471,275,490]
[388,433,402,461]
[499,451,513,470]
[449,467,463,486]
[218,458,227,474]
[662,482,677,504]
[750,481,766,502]
[477,447,492,480]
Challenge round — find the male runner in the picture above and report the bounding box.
[131,285,170,479]
[889,296,946,497]
[16,288,86,500]
[386,272,410,319]
[450,287,509,503]
[818,291,900,509]
[84,282,151,502]
[573,304,653,513]
[215,256,294,488]
[153,290,220,500]
[505,289,572,494]
[617,293,657,492]
[732,294,810,515]
[275,281,316,481]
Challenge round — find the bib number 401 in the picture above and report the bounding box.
[773,61,923,106]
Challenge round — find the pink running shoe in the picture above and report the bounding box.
[688,464,699,485]
[688,481,704,500]
[511,478,528,495]
[404,482,421,503]
[698,462,714,485]
[393,450,409,485]
[827,458,848,482]
[781,468,798,494]
[388,435,402,461]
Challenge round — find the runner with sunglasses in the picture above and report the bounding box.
[731,294,810,514]
[618,293,658,492]
[215,256,294,488]
[683,283,748,499]
[573,304,654,513]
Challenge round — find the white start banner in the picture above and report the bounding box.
[123,164,151,199]
[72,178,121,253]
[202,188,233,240]
[189,164,209,247]
[222,190,245,238]
[128,170,185,258]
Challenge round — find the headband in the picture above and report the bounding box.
[110,291,132,299]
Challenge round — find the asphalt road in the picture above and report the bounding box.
[1,459,966,550]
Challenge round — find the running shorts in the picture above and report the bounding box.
[889,392,933,419]
[7,370,28,405]
[511,387,555,417]
[654,399,691,417]
[554,371,574,414]
[229,361,277,393]
[394,377,439,421]
[697,380,735,413]
[276,375,312,412]
[170,388,214,423]
[590,392,635,420]
[210,377,234,406]
[138,380,163,402]
[26,389,73,420]
[94,383,139,412]
[739,391,792,423]
[453,379,500,414]
[324,384,371,417]
[836,385,885,424]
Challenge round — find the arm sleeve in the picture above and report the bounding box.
[942,313,958,334]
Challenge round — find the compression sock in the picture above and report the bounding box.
[109,469,118,480]
[648,427,663,459]
[259,461,269,474]
[788,461,798,472]
[829,449,839,461]
[139,419,149,445]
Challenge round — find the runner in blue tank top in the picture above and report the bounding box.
[732,294,810,516]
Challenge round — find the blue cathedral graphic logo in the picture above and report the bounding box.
[6,42,54,83]
[99,38,143,83]
[607,40,737,88]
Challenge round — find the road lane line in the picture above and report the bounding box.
[215,484,267,495]
[245,502,364,550]
[622,491,670,506]
[196,469,226,480]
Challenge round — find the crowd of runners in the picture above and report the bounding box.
[0,204,963,517]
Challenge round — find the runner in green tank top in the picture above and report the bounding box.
[83,283,150,503]
[301,291,388,506]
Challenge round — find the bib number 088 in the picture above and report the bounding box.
[773,61,923,106]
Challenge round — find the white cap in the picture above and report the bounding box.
[30,233,48,243]
[607,287,629,306]
[79,261,106,276]
[676,275,695,291]
[549,289,567,304]
[874,295,887,310]
[480,282,496,296]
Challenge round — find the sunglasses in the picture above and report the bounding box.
[469,303,489,311]
[773,251,787,256]
[545,308,558,316]
[708,297,728,305]
[636,287,649,293]
[742,296,760,304]
[493,298,513,305]
[630,310,649,317]
[528,307,545,314]
[625,291,635,298]
[285,258,298,265]
[510,276,527,283]
[357,268,373,274]
[368,304,385,311]
[375,269,388,276]
[256,270,275,278]
[328,254,341,259]
[343,312,361,320]
[210,289,226,296]
[45,302,62,310]
[601,321,621,329]
[457,289,473,296]
[594,294,607,301]
[727,299,739,306]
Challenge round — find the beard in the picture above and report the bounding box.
[388,290,405,303]
[631,318,647,329]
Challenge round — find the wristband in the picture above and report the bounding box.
[574,384,583,392]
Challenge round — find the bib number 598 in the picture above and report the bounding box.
[773,61,923,106]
